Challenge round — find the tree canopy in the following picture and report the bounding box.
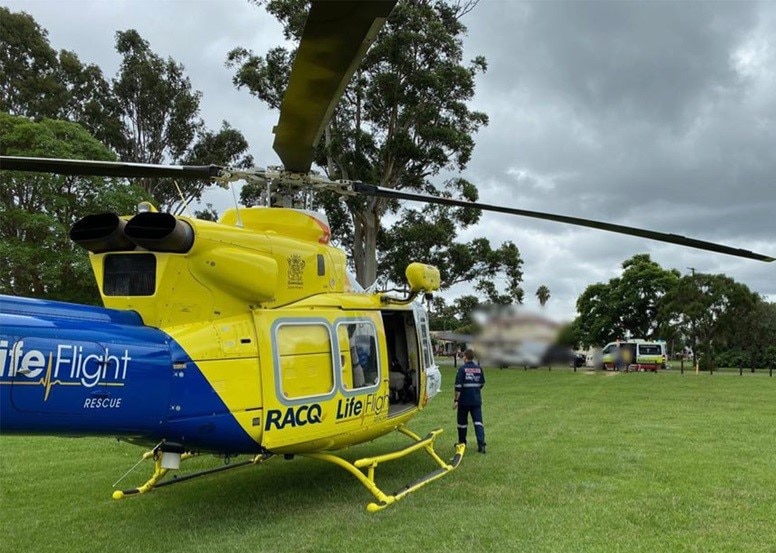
[0,7,119,146]
[574,254,680,347]
[661,272,760,370]
[228,0,502,290]
[1,8,252,213]
[536,285,551,308]
[0,8,256,304]
[0,113,145,304]
[570,253,775,370]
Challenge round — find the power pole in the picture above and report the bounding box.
[687,267,698,373]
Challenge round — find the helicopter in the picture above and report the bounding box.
[1,0,774,513]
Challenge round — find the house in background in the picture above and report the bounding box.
[430,331,472,356]
[473,308,566,368]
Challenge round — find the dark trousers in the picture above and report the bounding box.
[457,404,485,447]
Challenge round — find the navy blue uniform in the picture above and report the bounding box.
[454,361,486,450]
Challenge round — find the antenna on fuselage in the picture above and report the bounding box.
[230,181,243,228]
[172,180,194,218]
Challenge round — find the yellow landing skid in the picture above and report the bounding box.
[303,426,466,512]
[112,450,273,499]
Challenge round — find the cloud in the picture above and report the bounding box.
[7,0,775,322]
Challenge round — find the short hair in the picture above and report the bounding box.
[463,349,475,361]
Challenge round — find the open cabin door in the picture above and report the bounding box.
[414,305,441,400]
[381,309,426,416]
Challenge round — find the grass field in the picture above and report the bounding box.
[1,366,775,553]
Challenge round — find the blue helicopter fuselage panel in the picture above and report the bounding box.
[0,295,259,453]
[1,295,172,436]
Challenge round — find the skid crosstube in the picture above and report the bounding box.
[303,426,466,512]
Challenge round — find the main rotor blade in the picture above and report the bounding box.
[0,156,223,180]
[353,183,775,263]
[273,0,396,173]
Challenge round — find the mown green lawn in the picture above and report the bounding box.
[1,367,774,553]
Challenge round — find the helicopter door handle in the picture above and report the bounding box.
[90,390,111,398]
[16,368,32,375]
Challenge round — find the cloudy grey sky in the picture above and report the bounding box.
[5,0,776,322]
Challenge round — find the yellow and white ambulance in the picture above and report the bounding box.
[600,340,668,372]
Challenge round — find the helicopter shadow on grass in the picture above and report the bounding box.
[126,457,357,518]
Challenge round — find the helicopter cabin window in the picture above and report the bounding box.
[275,323,335,400]
[103,254,156,296]
[336,321,379,391]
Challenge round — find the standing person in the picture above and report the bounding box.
[622,345,632,372]
[453,349,487,453]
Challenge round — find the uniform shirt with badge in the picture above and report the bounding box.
[454,361,485,406]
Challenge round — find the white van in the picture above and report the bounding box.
[600,340,668,372]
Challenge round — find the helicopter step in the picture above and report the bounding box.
[304,426,466,512]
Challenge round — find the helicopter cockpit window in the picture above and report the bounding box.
[337,321,380,391]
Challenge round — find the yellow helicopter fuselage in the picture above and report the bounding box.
[35,206,442,455]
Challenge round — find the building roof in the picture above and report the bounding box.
[430,331,473,343]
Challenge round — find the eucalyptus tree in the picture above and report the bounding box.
[0,113,144,304]
[0,7,64,118]
[1,10,253,214]
[0,7,120,145]
[661,272,759,370]
[228,0,491,287]
[109,30,254,212]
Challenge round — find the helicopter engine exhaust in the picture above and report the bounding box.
[69,213,135,253]
[124,212,194,253]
